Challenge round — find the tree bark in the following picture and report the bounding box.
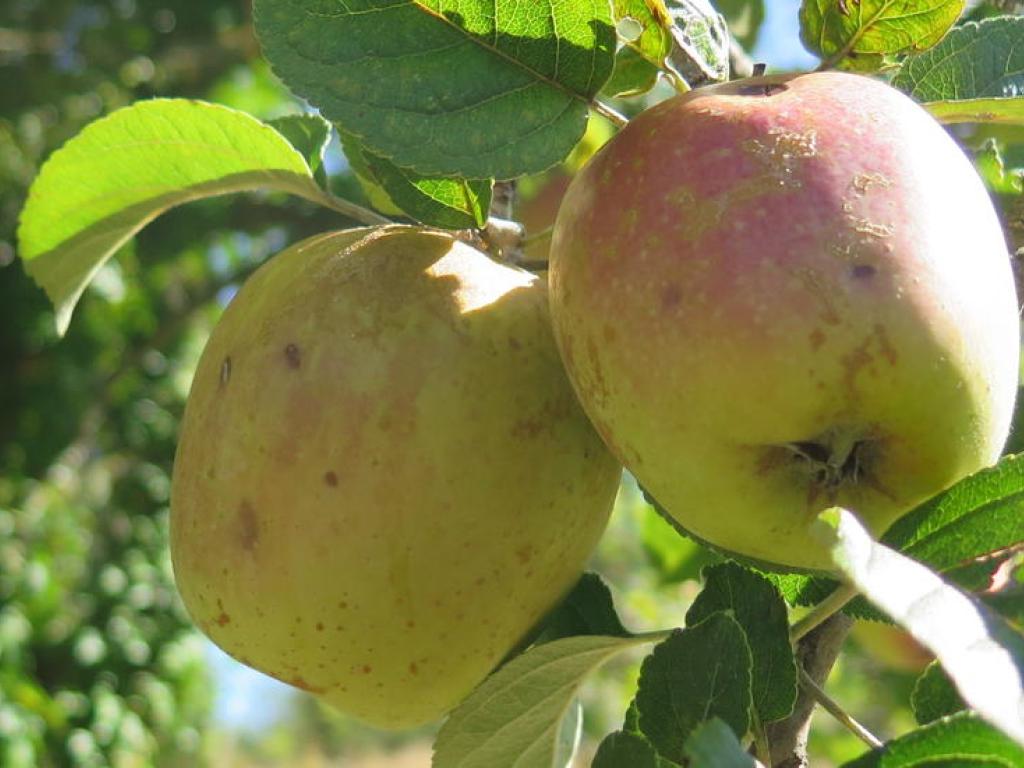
[765,613,854,767]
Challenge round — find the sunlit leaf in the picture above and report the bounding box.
[818,508,1024,745]
[17,100,348,335]
[254,0,616,179]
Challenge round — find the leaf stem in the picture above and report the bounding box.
[799,668,884,749]
[592,100,629,128]
[789,584,859,643]
[664,67,691,95]
[752,716,773,768]
[314,191,391,226]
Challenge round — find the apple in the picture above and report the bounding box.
[851,621,932,675]
[548,71,1019,572]
[518,172,571,263]
[170,226,621,728]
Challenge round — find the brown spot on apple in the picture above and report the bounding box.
[324,470,339,487]
[238,500,259,551]
[512,418,543,439]
[873,323,899,366]
[284,343,301,368]
[288,676,326,694]
[851,264,877,279]
[809,328,826,350]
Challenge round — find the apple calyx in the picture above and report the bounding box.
[786,429,869,491]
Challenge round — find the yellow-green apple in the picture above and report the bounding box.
[170,226,621,727]
[851,621,932,674]
[549,71,1019,572]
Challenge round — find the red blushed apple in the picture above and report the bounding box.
[549,71,1019,572]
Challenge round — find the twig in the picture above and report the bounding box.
[517,259,549,273]
[592,100,629,128]
[765,613,853,767]
[789,584,858,643]
[799,668,883,749]
[522,224,554,245]
[490,180,518,221]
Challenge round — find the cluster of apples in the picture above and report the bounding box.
[169,72,1019,728]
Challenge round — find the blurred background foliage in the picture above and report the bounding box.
[0,0,1010,766]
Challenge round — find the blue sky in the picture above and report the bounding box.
[753,0,820,72]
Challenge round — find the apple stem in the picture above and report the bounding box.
[592,101,629,128]
[790,584,859,643]
[798,668,884,749]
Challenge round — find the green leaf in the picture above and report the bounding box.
[800,0,963,71]
[641,501,720,584]
[686,564,797,724]
[715,0,765,51]
[973,138,1024,195]
[761,571,835,606]
[614,0,675,67]
[593,730,680,768]
[267,112,332,182]
[340,132,492,229]
[602,46,662,98]
[817,507,1024,745]
[912,661,966,725]
[893,16,1024,101]
[635,614,753,763]
[881,454,1024,576]
[254,0,616,180]
[683,718,757,768]
[623,699,641,734]
[665,0,730,85]
[926,97,1024,127]
[555,699,583,767]
[534,572,631,644]
[842,712,1024,767]
[17,99,343,335]
[984,582,1024,628]
[432,633,663,768]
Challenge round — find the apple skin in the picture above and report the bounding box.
[170,226,621,728]
[851,621,932,674]
[549,71,1019,572]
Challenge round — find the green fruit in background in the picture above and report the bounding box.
[170,226,621,728]
[549,71,1019,573]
